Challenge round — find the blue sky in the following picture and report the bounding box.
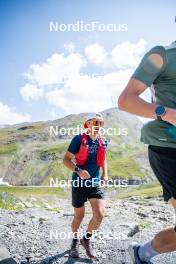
[0,0,176,124]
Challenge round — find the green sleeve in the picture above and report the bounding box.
[132,46,167,86]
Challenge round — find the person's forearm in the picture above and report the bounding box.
[118,94,157,119]
[63,158,76,172]
[63,158,90,179]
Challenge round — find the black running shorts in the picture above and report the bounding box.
[72,185,104,208]
[148,145,176,202]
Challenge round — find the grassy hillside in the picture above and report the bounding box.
[117,182,162,199]
[0,182,162,210]
[0,186,66,210]
[0,108,153,186]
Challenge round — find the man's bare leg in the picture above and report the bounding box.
[71,206,85,238]
[152,198,176,253]
[87,198,105,234]
[80,198,105,259]
[131,197,176,263]
[69,206,85,258]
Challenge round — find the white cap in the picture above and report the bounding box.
[84,112,104,128]
[85,112,103,122]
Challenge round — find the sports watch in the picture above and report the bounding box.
[74,166,82,173]
[155,105,166,121]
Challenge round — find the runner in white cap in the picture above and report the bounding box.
[63,112,108,259]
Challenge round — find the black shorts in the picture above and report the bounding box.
[72,185,104,208]
[148,145,176,202]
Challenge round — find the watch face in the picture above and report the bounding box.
[156,105,165,116]
[75,167,80,172]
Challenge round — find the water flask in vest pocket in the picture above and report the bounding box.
[76,139,89,165]
[97,143,106,167]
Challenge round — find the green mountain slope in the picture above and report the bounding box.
[0,108,154,186]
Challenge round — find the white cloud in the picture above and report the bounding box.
[85,43,107,65]
[85,38,147,68]
[46,89,69,111]
[0,101,31,125]
[111,38,147,68]
[20,84,43,102]
[24,52,86,87]
[45,69,133,114]
[20,39,148,118]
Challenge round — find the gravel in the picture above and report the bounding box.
[0,196,176,264]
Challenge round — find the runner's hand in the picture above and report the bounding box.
[78,170,91,180]
[101,175,108,184]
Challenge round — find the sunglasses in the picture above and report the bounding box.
[89,119,104,126]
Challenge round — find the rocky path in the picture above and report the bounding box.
[0,196,176,264]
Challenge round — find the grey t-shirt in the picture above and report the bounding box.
[132,43,176,148]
